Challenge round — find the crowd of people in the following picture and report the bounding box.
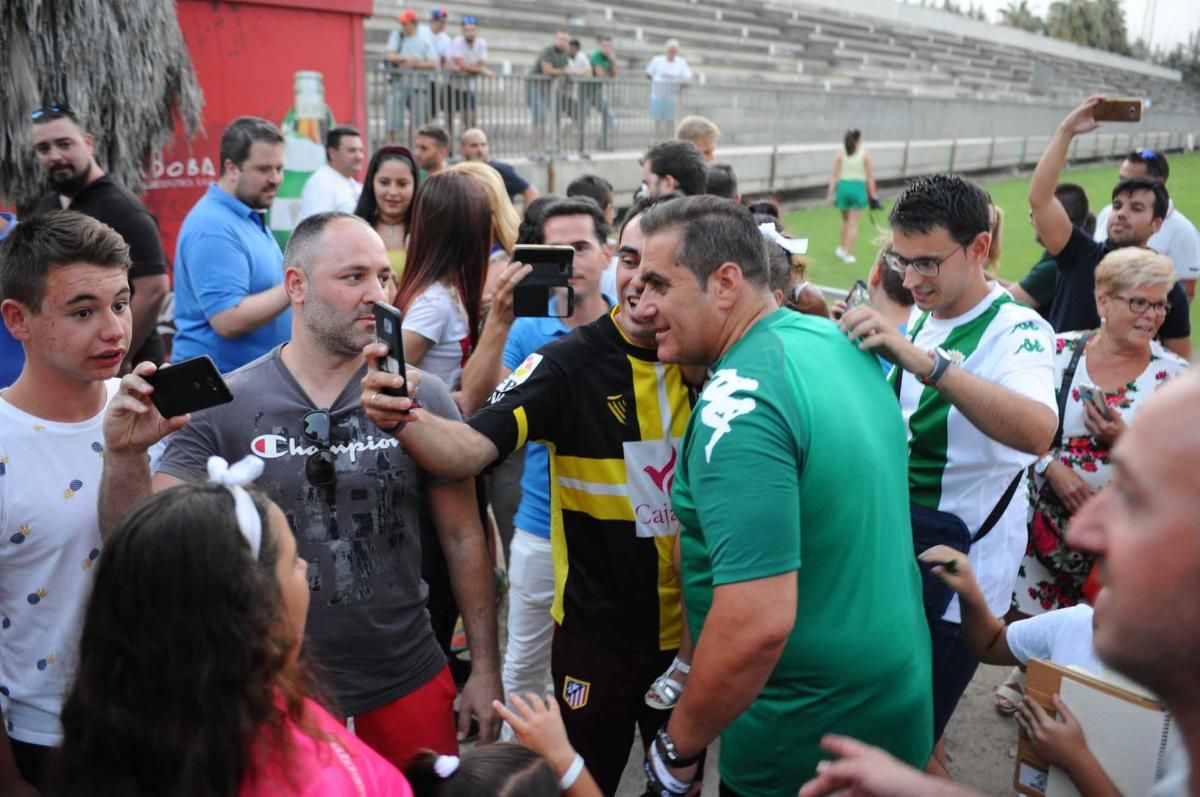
[1,90,1200,797]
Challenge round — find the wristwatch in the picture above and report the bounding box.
[1034,453,1056,476]
[655,726,703,768]
[919,347,954,387]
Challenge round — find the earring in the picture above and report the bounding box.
[1100,317,1107,325]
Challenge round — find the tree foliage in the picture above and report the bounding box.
[1045,0,1132,56]
[999,0,1045,34]
[0,0,204,209]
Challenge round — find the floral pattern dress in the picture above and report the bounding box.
[1012,331,1188,615]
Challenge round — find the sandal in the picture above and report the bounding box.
[645,656,690,710]
[993,666,1026,716]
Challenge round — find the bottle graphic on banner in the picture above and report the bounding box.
[271,70,336,248]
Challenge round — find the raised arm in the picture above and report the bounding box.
[1030,97,1103,257]
[459,262,530,415]
[918,546,1018,665]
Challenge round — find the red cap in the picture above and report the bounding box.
[397,9,419,24]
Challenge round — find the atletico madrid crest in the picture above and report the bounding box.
[562,676,591,710]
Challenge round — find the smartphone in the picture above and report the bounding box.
[511,244,575,318]
[1092,98,1143,123]
[372,301,409,398]
[1077,383,1111,420]
[145,355,233,418]
[845,279,871,311]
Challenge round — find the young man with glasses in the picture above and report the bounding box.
[1091,148,1200,302]
[840,174,1058,764]
[1030,98,1191,359]
[96,212,502,769]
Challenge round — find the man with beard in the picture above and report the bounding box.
[31,106,169,368]
[96,211,502,769]
[1030,96,1191,359]
[171,116,293,372]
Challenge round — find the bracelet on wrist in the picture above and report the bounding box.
[559,753,585,790]
[655,726,703,768]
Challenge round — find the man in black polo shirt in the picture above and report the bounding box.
[459,128,539,205]
[1029,97,1191,359]
[32,106,169,366]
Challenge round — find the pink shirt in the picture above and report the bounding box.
[240,699,413,797]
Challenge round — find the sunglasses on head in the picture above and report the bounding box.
[31,104,74,121]
[1135,148,1158,160]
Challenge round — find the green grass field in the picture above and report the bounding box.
[782,152,1200,344]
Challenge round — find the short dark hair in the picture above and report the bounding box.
[705,164,738,200]
[325,125,361,154]
[405,745,558,797]
[1126,148,1169,182]
[1054,183,1090,228]
[618,192,682,242]
[744,197,780,220]
[541,197,611,247]
[416,124,450,150]
[285,211,370,275]
[643,140,707,196]
[566,174,613,210]
[219,116,283,170]
[0,210,130,312]
[569,38,582,48]
[517,195,560,245]
[637,195,768,287]
[1112,176,1169,220]
[889,174,991,247]
[600,35,613,43]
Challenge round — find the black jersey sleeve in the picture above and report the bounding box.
[467,347,570,461]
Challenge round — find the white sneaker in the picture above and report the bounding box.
[835,246,848,260]
[844,254,857,263]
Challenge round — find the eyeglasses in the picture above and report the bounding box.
[883,242,969,277]
[303,410,337,488]
[31,104,74,121]
[1111,294,1171,316]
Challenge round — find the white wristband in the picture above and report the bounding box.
[560,753,585,791]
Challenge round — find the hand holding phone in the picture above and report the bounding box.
[372,301,412,398]
[145,355,234,418]
[1077,383,1111,420]
[845,280,871,311]
[1092,98,1143,123]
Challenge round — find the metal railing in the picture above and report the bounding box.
[364,57,1200,160]
[366,60,691,157]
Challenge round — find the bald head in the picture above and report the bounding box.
[1065,370,1200,699]
[460,128,489,162]
[284,211,375,276]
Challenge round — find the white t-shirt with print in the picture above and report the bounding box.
[1094,200,1200,280]
[403,280,471,389]
[1005,604,1104,674]
[899,285,1057,622]
[0,381,117,745]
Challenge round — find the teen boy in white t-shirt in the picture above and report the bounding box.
[0,211,186,794]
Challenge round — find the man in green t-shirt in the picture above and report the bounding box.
[528,31,570,155]
[586,36,616,149]
[630,196,933,797]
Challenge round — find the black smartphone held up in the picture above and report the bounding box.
[845,279,871,311]
[373,301,409,398]
[511,244,575,318]
[145,355,233,418]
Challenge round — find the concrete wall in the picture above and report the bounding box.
[507,129,1196,205]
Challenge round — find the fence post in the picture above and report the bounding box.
[900,139,910,178]
[948,138,957,173]
[986,137,995,171]
[1018,136,1028,169]
[768,145,778,193]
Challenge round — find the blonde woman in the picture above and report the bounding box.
[449,160,519,256]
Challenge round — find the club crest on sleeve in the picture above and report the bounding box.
[562,676,591,710]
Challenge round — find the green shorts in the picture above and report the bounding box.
[835,179,868,210]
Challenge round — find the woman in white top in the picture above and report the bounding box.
[826,129,877,264]
[393,171,492,390]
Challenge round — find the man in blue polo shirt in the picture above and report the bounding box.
[172,116,292,371]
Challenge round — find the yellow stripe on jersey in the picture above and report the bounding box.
[630,357,665,440]
[548,441,569,626]
[557,483,636,521]
[554,455,626,486]
[513,405,529,450]
[664,364,692,438]
[656,535,682,650]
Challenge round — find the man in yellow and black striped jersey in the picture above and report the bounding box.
[361,193,697,796]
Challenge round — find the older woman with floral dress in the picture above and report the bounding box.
[993,247,1189,712]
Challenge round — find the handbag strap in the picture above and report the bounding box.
[1051,331,1092,453]
[971,470,1021,545]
